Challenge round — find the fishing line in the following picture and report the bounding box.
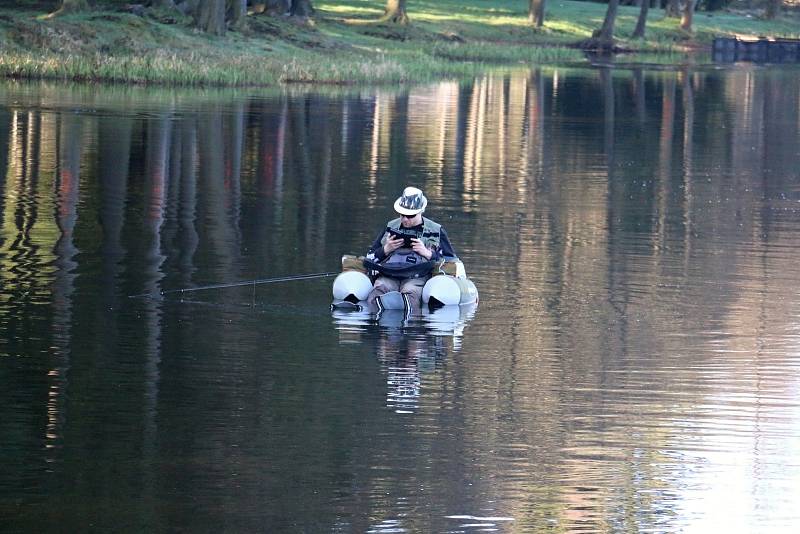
[149,294,337,319]
[128,271,338,299]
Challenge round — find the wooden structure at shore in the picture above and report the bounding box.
[713,36,800,63]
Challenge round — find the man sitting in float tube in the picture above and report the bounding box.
[364,186,457,313]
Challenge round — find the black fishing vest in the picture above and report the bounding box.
[364,217,443,279]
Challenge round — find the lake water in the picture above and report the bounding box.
[2,65,800,532]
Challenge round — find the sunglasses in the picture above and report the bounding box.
[401,213,418,219]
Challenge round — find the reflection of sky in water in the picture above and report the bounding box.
[670,390,800,532]
[386,363,421,414]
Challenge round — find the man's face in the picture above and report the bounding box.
[400,213,422,228]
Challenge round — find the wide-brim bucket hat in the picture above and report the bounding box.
[394,186,428,216]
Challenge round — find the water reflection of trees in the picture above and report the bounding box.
[1,69,800,529]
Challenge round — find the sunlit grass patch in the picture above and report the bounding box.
[430,41,583,64]
[546,19,596,39]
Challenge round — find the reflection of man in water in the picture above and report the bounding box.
[365,187,456,313]
[376,332,446,414]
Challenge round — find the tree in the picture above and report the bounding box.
[665,0,680,18]
[529,0,545,28]
[382,0,409,24]
[47,0,89,18]
[680,0,699,31]
[632,0,649,39]
[289,0,314,17]
[196,0,227,35]
[592,0,620,45]
[764,0,782,19]
[228,0,247,29]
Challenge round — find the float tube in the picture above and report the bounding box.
[331,254,478,312]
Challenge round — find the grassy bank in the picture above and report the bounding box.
[0,0,798,86]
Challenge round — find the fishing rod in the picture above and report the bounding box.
[129,271,338,299]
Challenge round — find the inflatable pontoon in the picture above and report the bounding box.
[331,254,478,312]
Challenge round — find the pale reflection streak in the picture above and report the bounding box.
[497,76,507,184]
[682,70,695,274]
[434,84,455,188]
[367,93,383,208]
[2,109,66,451]
[1,111,49,303]
[514,74,532,199]
[341,99,350,156]
[274,99,287,211]
[401,74,537,208]
[552,69,560,102]
[406,82,460,197]
[0,111,24,299]
[656,73,675,261]
[486,72,528,207]
[463,77,487,201]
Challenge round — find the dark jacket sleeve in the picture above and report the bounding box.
[367,227,388,261]
[436,226,457,260]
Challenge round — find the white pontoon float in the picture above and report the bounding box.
[332,255,478,312]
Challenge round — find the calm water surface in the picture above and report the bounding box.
[2,66,800,532]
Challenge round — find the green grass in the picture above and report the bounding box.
[0,0,797,86]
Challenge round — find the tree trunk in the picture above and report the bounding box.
[632,0,648,39]
[383,0,409,24]
[592,0,619,43]
[680,0,698,31]
[197,0,226,35]
[764,0,782,19]
[289,0,314,17]
[665,0,680,18]
[228,0,247,29]
[529,0,545,28]
[48,0,89,18]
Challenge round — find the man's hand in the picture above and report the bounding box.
[383,234,404,255]
[411,238,432,260]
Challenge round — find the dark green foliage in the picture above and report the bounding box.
[0,1,53,8]
[0,0,147,9]
[700,0,734,10]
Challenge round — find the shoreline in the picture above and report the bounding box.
[0,1,798,87]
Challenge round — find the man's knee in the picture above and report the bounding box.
[367,277,398,305]
[399,278,426,310]
[373,282,391,294]
[400,278,425,294]
[373,277,399,294]
[401,285,423,299]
